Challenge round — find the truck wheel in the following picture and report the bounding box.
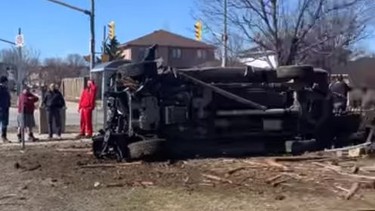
[276,65,314,79]
[128,139,166,161]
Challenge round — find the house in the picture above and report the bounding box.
[331,57,375,108]
[238,47,278,69]
[119,30,216,68]
[332,57,375,88]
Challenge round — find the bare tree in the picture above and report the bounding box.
[208,31,247,66]
[38,55,87,85]
[66,54,87,68]
[194,0,375,66]
[0,47,40,79]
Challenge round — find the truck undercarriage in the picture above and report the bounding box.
[92,46,365,161]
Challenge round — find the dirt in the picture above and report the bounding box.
[0,141,375,211]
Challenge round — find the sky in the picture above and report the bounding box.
[0,0,196,59]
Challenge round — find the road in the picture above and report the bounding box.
[8,101,104,129]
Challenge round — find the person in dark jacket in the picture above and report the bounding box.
[17,87,39,142]
[42,83,66,139]
[329,74,351,112]
[0,76,11,143]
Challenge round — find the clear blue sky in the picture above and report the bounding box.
[0,0,196,59]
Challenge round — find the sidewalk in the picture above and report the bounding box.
[8,101,104,130]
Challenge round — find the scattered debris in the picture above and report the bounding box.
[202,173,233,184]
[272,156,331,162]
[14,162,21,169]
[225,167,246,177]
[26,163,41,171]
[345,182,360,200]
[94,182,101,188]
[140,181,154,186]
[81,161,143,168]
[56,148,91,152]
[275,195,286,200]
[0,194,18,200]
[361,166,375,172]
[266,174,283,184]
[265,159,290,171]
[106,183,126,188]
[314,162,375,181]
[351,165,360,174]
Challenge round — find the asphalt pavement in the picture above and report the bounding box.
[8,101,104,128]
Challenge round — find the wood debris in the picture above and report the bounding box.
[361,166,375,172]
[81,161,142,168]
[266,174,283,184]
[272,156,331,162]
[265,159,290,171]
[225,167,246,178]
[26,163,41,171]
[202,173,233,184]
[314,162,375,181]
[345,182,360,200]
[56,148,91,152]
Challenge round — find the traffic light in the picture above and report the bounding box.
[101,54,109,63]
[108,21,115,40]
[194,21,202,41]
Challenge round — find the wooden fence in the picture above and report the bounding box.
[61,77,88,102]
[61,74,102,102]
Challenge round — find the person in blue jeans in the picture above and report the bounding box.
[0,76,11,143]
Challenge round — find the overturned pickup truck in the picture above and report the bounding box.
[92,47,364,161]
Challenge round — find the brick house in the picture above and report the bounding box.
[119,30,216,68]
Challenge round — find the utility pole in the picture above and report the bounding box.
[90,0,95,76]
[17,28,23,94]
[102,25,108,125]
[222,0,228,67]
[46,0,95,77]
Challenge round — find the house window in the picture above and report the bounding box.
[171,48,182,59]
[197,49,207,59]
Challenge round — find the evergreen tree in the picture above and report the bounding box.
[105,36,123,61]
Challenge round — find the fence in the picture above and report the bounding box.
[61,77,88,102]
[61,74,102,102]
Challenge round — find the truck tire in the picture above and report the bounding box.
[128,139,166,160]
[276,65,314,79]
[92,133,128,160]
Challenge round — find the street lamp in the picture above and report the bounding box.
[46,0,95,77]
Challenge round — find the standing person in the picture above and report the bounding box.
[329,74,351,111]
[42,83,66,139]
[78,79,97,138]
[17,87,39,142]
[0,76,11,143]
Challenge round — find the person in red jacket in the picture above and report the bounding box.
[78,79,97,138]
[17,87,39,142]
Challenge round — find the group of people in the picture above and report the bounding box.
[0,75,97,143]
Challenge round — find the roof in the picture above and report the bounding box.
[194,60,246,68]
[333,57,375,88]
[91,60,132,72]
[239,46,275,58]
[120,30,215,49]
